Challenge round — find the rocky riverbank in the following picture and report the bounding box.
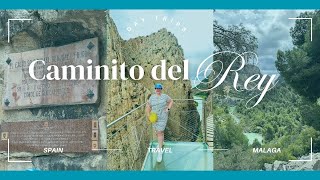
[265,153,320,171]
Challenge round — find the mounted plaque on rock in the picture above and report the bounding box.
[2,38,99,110]
[0,119,99,153]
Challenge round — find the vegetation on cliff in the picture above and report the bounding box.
[210,10,320,170]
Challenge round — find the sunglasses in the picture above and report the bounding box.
[155,88,162,90]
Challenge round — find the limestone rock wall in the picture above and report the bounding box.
[0,10,108,171]
[105,12,152,170]
[264,153,320,171]
[122,28,199,141]
[105,13,200,169]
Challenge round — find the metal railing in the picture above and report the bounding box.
[106,98,212,170]
[203,95,214,148]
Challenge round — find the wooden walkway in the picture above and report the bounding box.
[205,114,214,149]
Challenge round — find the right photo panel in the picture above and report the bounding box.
[210,10,320,170]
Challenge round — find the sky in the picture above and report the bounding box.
[214,10,309,75]
[110,10,310,85]
[110,10,213,85]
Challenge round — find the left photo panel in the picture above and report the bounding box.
[0,10,108,170]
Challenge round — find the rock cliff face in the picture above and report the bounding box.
[122,28,199,141]
[0,10,199,170]
[104,12,152,170]
[264,153,320,171]
[105,12,200,170]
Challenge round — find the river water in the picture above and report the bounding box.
[193,95,204,122]
[229,106,263,145]
[192,96,263,145]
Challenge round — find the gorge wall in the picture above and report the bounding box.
[106,12,199,170]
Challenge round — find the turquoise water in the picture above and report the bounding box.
[244,133,263,144]
[229,106,263,145]
[142,141,213,171]
[193,95,204,121]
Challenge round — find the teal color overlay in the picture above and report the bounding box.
[0,0,320,9]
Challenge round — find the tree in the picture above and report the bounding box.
[214,145,261,170]
[300,101,320,131]
[251,138,262,148]
[276,11,320,102]
[223,85,231,97]
[264,124,275,142]
[213,20,258,54]
[213,107,248,149]
[290,11,315,46]
[209,19,259,93]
